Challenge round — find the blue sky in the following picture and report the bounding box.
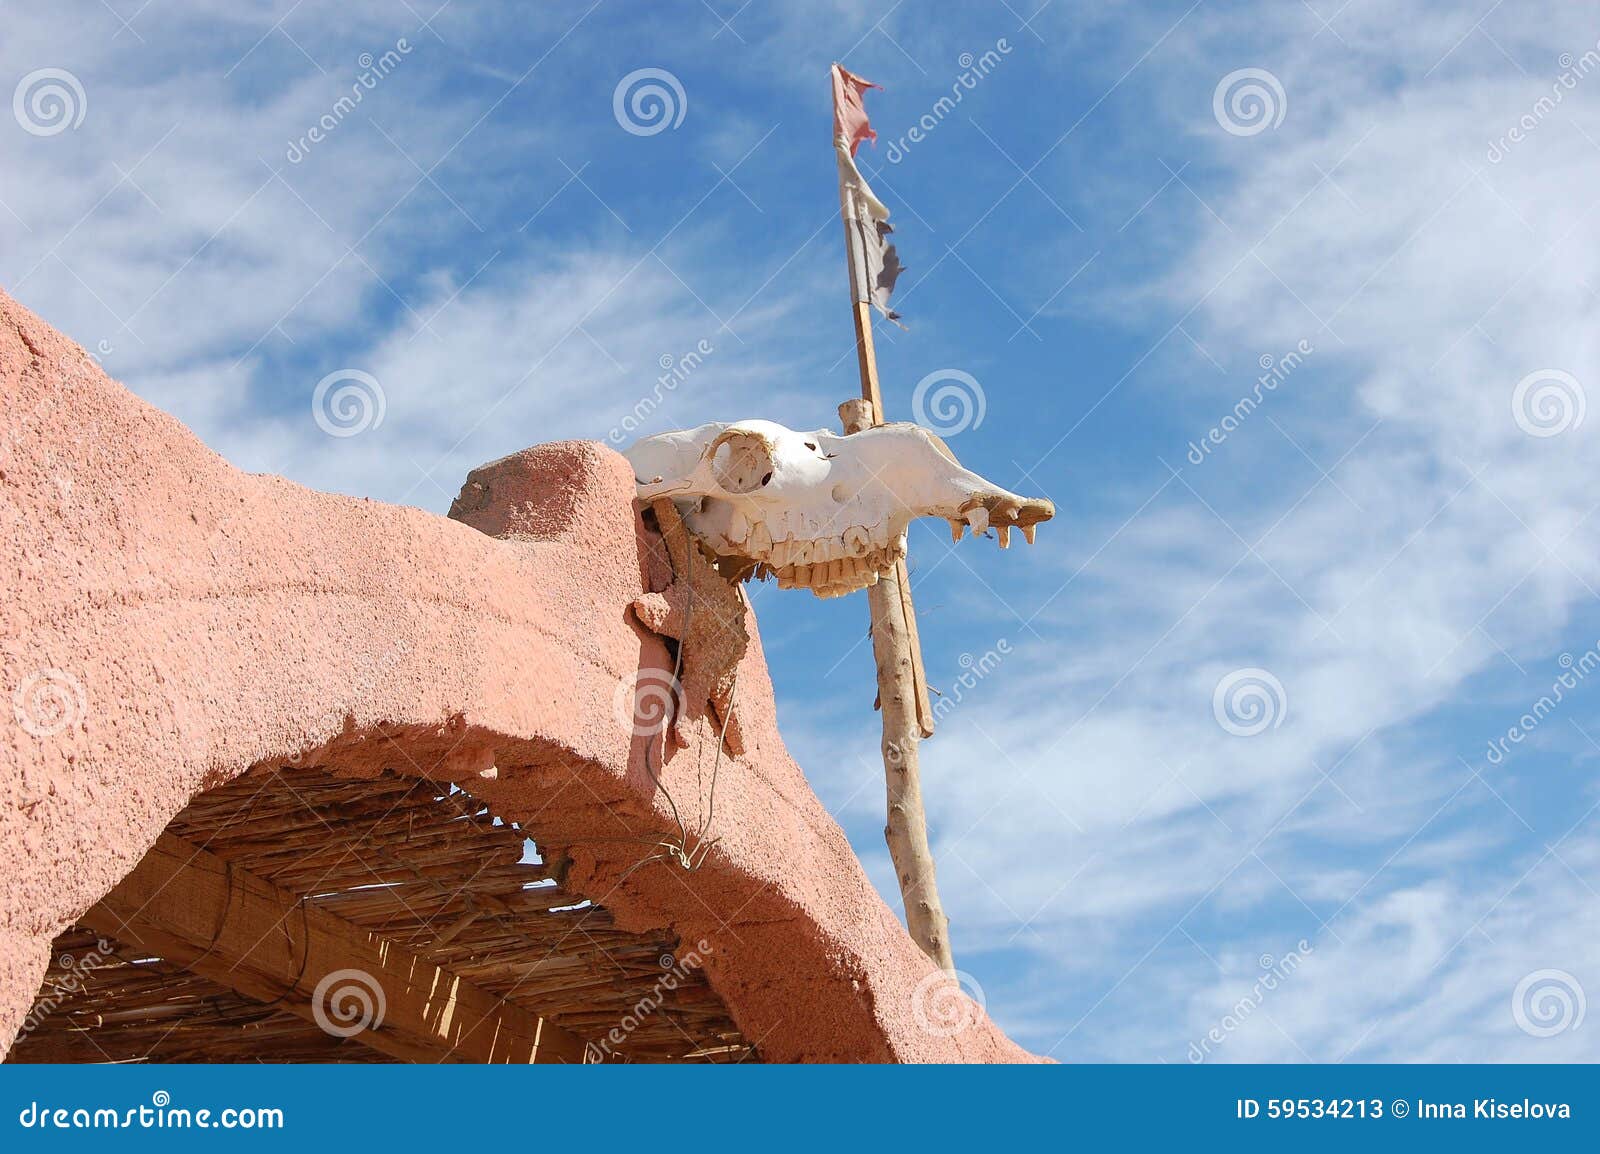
[5,0,1599,1061]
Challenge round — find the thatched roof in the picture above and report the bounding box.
[11,769,751,1063]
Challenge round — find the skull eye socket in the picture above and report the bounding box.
[710,432,777,495]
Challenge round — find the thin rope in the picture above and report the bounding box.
[254,895,312,1008]
[172,859,235,977]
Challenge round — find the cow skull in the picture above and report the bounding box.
[625,419,1054,598]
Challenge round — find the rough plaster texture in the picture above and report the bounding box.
[0,288,1034,1063]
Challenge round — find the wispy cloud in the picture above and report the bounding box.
[6,0,1598,1063]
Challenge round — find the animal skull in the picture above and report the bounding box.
[625,419,1054,598]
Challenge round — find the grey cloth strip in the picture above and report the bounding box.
[837,143,906,327]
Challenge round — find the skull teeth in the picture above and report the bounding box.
[765,536,906,598]
[699,524,925,598]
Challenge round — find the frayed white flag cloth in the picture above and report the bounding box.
[835,138,905,326]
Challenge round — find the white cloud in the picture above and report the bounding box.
[8,0,1598,1063]
[807,0,1600,1060]
[1,2,823,509]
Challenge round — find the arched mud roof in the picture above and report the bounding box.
[0,288,1035,1063]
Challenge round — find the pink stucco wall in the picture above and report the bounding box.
[0,287,1034,1063]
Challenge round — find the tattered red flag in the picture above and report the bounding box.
[831,63,881,156]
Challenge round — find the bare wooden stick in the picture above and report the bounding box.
[845,303,934,735]
[840,397,954,971]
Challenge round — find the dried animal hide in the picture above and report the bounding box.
[632,497,748,753]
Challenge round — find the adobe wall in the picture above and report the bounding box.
[0,288,1034,1063]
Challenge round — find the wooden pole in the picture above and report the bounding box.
[846,304,935,737]
[839,390,953,972]
[834,66,949,969]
